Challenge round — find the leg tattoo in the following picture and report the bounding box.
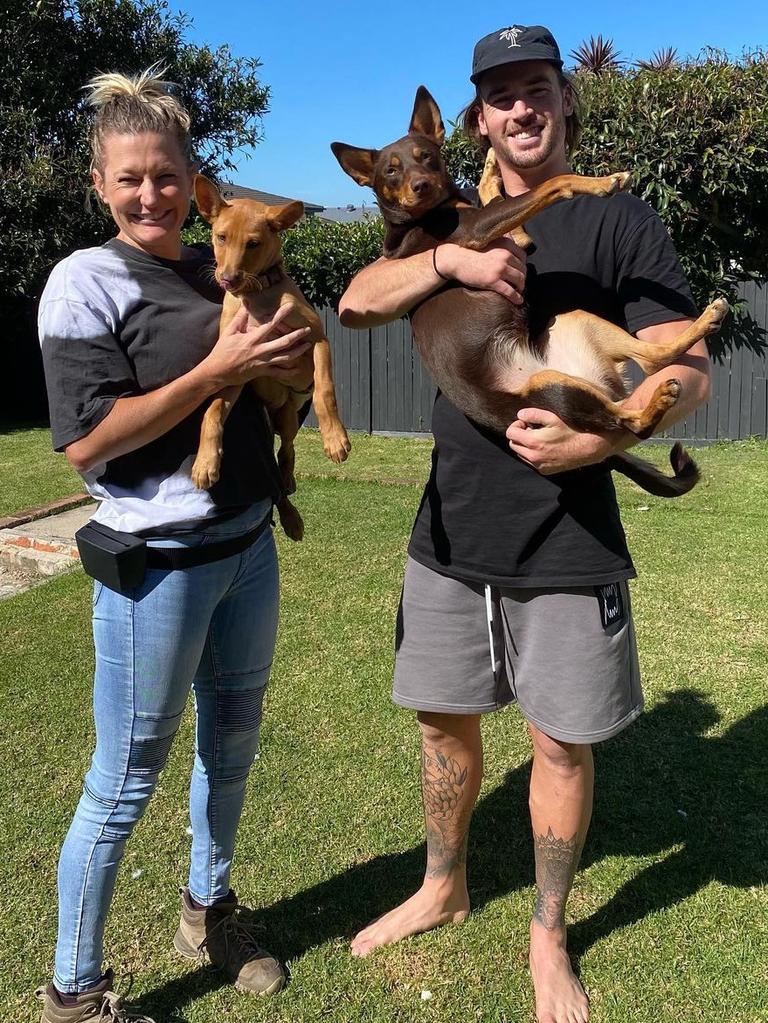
[421,746,470,879]
[533,828,581,930]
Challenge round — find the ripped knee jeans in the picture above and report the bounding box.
[54,506,279,992]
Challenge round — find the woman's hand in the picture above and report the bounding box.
[203,304,313,388]
[506,408,617,474]
[436,238,528,305]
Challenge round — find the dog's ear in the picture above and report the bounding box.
[409,86,445,145]
[266,200,304,232]
[193,174,228,223]
[331,142,379,188]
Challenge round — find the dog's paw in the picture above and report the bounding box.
[702,298,729,333]
[599,171,631,196]
[658,378,682,404]
[324,430,352,464]
[641,378,681,424]
[279,504,305,542]
[191,456,221,490]
[625,378,681,439]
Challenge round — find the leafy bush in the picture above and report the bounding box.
[443,50,768,353]
[282,215,385,310]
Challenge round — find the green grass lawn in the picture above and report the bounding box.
[0,429,766,1022]
[0,423,83,516]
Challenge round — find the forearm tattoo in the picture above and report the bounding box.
[421,746,470,879]
[533,827,581,930]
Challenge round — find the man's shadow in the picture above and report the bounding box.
[139,690,767,1018]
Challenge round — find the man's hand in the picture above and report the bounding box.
[437,237,527,305]
[506,408,619,474]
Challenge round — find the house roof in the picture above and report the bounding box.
[319,204,380,224]
[220,182,324,214]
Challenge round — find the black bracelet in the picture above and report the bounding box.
[432,246,451,282]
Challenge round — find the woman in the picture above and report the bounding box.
[36,68,310,1022]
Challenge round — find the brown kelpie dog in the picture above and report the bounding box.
[192,175,351,540]
[332,86,727,495]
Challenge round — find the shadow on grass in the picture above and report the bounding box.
[139,689,767,1017]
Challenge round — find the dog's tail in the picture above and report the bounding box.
[606,442,700,497]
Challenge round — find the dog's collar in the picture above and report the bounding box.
[250,261,286,292]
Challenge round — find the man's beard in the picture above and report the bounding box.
[493,122,563,171]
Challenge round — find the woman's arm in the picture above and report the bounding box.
[65,304,311,474]
[338,239,528,328]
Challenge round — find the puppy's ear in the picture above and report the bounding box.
[409,86,445,145]
[193,174,228,223]
[331,142,379,187]
[266,200,304,232]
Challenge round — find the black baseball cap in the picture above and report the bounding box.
[470,25,563,83]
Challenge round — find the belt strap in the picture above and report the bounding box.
[145,512,271,570]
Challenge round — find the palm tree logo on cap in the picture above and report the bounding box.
[499,27,524,48]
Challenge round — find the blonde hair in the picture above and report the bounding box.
[85,64,193,173]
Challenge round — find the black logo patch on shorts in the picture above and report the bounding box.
[595,583,625,630]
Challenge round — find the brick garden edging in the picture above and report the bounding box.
[0,492,90,531]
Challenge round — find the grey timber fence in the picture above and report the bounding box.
[308,281,768,441]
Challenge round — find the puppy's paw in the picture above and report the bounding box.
[191,455,221,490]
[279,503,304,542]
[324,429,352,464]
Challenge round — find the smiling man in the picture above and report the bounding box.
[339,24,710,1023]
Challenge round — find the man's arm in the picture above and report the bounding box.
[506,322,712,474]
[338,240,527,328]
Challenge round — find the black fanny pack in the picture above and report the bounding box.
[75,512,272,596]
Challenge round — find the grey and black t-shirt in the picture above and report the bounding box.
[39,238,282,536]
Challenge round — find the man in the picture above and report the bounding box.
[338,25,710,1023]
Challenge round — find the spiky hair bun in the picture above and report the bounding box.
[85,63,192,171]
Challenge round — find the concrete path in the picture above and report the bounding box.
[0,497,94,598]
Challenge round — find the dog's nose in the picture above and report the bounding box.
[411,178,432,196]
[219,272,242,290]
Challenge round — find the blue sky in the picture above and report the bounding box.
[178,0,768,208]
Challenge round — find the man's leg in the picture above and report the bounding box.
[351,711,481,956]
[499,580,642,1023]
[527,724,593,1023]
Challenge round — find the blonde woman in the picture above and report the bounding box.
[36,68,309,1021]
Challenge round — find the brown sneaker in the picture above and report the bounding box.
[36,970,156,1022]
[173,887,285,996]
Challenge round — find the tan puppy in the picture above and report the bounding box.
[193,175,351,540]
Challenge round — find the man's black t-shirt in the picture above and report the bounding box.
[407,192,698,588]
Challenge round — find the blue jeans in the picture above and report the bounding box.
[54,502,278,992]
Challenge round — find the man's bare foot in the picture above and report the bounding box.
[529,919,589,1023]
[350,880,470,957]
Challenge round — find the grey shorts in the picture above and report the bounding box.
[393,557,643,744]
